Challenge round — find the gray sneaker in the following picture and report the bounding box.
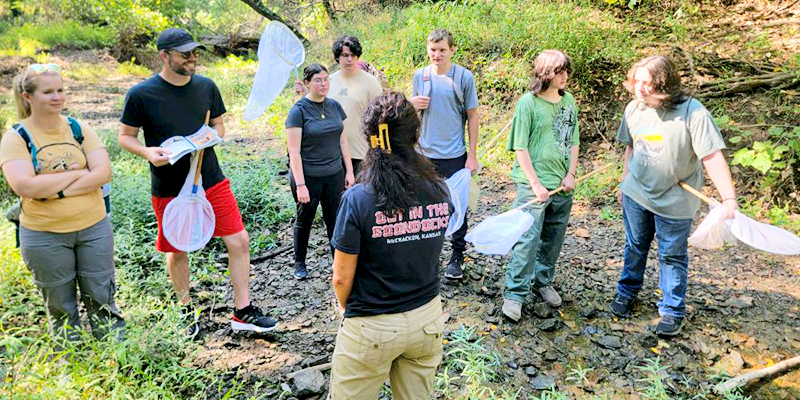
[502,299,522,322]
[537,286,562,307]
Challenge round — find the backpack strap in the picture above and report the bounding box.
[452,64,465,109]
[12,123,38,172]
[67,117,84,145]
[421,65,433,98]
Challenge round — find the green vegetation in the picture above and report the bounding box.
[0,20,114,54]
[1,0,798,398]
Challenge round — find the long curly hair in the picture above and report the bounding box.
[358,92,447,216]
[623,55,689,110]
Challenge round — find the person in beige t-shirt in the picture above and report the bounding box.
[325,36,383,174]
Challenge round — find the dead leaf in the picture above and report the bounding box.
[575,227,591,238]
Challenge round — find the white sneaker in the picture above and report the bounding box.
[537,286,562,307]
[502,299,522,322]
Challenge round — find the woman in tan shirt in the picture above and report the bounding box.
[0,64,124,343]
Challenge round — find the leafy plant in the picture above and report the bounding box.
[635,358,671,400]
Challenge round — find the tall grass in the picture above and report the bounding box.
[0,20,114,52]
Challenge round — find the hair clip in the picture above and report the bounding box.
[370,123,391,153]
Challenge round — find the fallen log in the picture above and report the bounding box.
[251,244,293,264]
[714,354,800,394]
[697,71,799,98]
[197,34,260,55]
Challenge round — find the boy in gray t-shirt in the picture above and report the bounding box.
[410,29,480,281]
[610,55,739,337]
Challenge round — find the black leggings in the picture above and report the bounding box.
[429,153,469,257]
[290,170,345,263]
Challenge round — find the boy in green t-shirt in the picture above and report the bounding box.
[502,50,579,322]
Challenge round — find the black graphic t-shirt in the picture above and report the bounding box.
[332,183,451,317]
[120,74,226,197]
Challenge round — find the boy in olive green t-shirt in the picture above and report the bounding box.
[503,50,579,322]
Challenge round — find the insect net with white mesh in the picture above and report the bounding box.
[162,152,216,252]
[243,21,305,121]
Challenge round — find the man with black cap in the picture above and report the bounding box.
[118,28,278,336]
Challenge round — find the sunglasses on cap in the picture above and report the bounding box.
[28,64,62,73]
[168,49,198,59]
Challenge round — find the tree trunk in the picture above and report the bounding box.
[321,0,337,21]
[238,0,309,45]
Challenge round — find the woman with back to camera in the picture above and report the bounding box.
[285,63,355,280]
[328,92,451,400]
[0,63,124,344]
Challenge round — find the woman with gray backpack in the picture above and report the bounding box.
[0,63,124,344]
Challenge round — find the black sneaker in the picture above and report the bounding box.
[609,294,633,318]
[444,257,464,280]
[232,305,278,333]
[293,262,308,280]
[656,315,685,337]
[181,306,200,339]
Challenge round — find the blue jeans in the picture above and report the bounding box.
[617,195,693,318]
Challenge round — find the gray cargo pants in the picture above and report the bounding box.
[20,216,125,342]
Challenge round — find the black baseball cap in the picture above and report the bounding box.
[156,28,206,52]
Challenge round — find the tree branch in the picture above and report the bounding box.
[239,0,309,45]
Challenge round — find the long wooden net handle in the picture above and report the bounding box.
[678,182,715,205]
[193,111,211,186]
[514,163,614,210]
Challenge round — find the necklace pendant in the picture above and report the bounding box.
[321,114,325,119]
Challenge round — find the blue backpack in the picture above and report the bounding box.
[11,117,110,213]
[13,117,84,173]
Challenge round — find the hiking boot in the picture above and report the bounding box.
[609,294,633,318]
[232,305,278,333]
[293,262,308,280]
[502,299,522,322]
[537,286,562,307]
[444,258,464,280]
[181,306,200,339]
[656,315,685,337]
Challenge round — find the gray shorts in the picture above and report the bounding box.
[21,216,124,340]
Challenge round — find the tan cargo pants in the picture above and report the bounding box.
[329,295,446,400]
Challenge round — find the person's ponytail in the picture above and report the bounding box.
[12,71,32,120]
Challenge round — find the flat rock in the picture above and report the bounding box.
[525,366,538,376]
[533,302,553,318]
[544,348,559,361]
[638,334,658,348]
[292,370,326,397]
[723,296,754,309]
[597,335,623,350]
[579,307,598,319]
[530,373,556,390]
[582,325,602,335]
[539,319,560,332]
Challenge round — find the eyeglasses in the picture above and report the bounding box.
[339,53,357,59]
[28,64,61,73]
[169,49,198,59]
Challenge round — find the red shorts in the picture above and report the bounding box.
[151,178,245,253]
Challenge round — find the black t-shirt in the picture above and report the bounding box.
[285,97,346,177]
[120,74,227,197]
[332,183,451,318]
